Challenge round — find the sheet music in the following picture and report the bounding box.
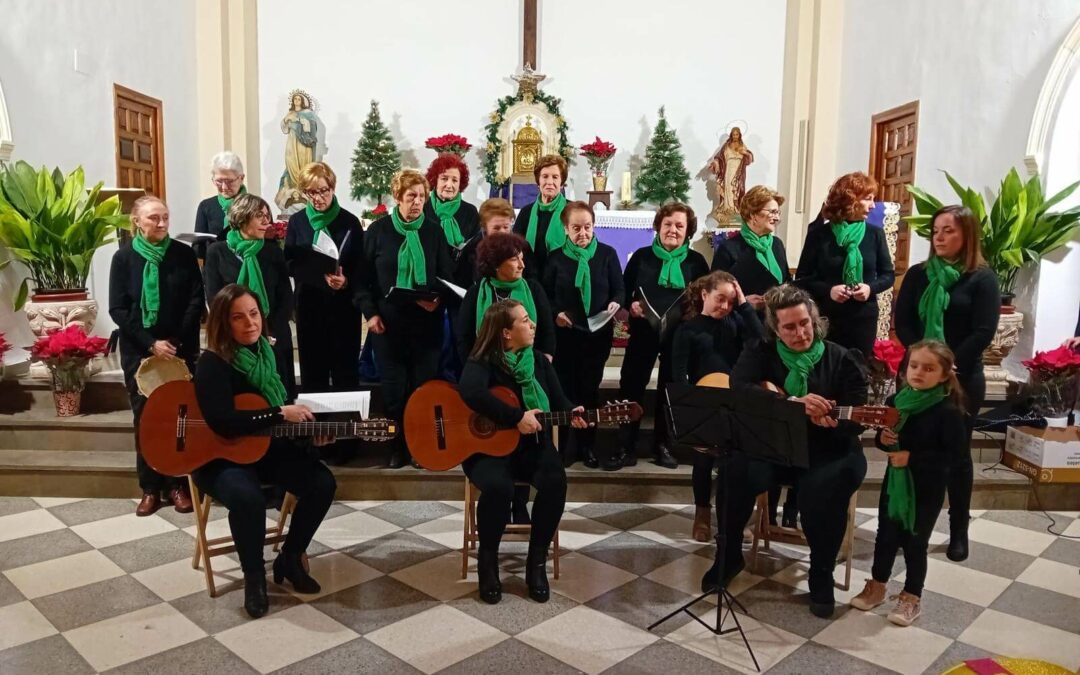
[295,391,371,417]
[312,230,340,260]
[637,286,683,338]
[437,277,468,299]
[586,305,620,332]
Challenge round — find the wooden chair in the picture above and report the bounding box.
[462,477,560,580]
[749,486,859,591]
[188,475,297,597]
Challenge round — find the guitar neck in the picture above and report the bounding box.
[267,421,357,438]
[831,406,857,421]
[537,409,601,427]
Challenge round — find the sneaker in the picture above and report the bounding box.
[849,578,887,611]
[887,592,921,626]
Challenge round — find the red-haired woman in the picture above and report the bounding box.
[795,172,894,358]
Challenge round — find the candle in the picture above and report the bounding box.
[621,172,632,202]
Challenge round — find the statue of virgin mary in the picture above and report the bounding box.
[275,90,325,213]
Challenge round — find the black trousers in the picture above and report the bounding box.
[823,307,877,359]
[121,348,188,494]
[618,321,672,454]
[462,439,566,552]
[722,449,866,598]
[295,289,362,393]
[692,453,715,507]
[871,465,949,596]
[553,325,612,460]
[192,441,336,575]
[948,368,985,530]
[369,325,441,456]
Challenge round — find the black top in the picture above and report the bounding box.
[194,350,285,438]
[193,196,227,260]
[512,202,560,275]
[894,263,999,378]
[108,241,205,362]
[541,242,625,328]
[456,278,556,360]
[711,231,793,298]
[732,340,868,462]
[425,198,481,293]
[875,394,967,475]
[284,207,364,300]
[795,224,895,320]
[624,245,709,343]
[203,240,294,340]
[671,304,764,384]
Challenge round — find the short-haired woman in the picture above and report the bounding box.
[193,284,336,619]
[893,205,999,562]
[458,198,538,289]
[204,193,296,397]
[109,196,205,516]
[512,154,569,276]
[355,169,453,468]
[194,151,247,261]
[712,185,792,313]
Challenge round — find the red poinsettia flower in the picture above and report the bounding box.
[370,204,388,216]
[264,220,288,240]
[872,339,906,376]
[1023,345,1080,377]
[425,134,472,154]
[580,137,617,160]
[29,325,109,364]
[0,332,10,359]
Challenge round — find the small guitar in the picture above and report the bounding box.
[405,380,643,471]
[695,372,899,428]
[139,380,397,476]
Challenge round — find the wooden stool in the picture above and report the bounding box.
[461,477,560,580]
[749,486,858,591]
[188,475,297,597]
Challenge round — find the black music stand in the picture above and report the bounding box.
[647,383,808,672]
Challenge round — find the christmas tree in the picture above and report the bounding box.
[350,100,401,204]
[636,106,691,206]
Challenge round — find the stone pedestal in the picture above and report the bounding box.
[983,309,1023,399]
[24,294,101,379]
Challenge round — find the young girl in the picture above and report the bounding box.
[850,339,968,626]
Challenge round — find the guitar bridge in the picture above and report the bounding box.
[434,405,446,451]
[176,404,187,453]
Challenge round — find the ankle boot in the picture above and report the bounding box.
[243,572,268,618]
[273,551,320,594]
[525,545,550,602]
[692,506,712,542]
[477,549,502,604]
[946,524,969,562]
[617,422,640,467]
[580,445,600,469]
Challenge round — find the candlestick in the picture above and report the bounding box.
[621,172,632,202]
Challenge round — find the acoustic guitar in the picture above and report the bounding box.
[404,380,643,471]
[139,380,397,476]
[695,372,899,428]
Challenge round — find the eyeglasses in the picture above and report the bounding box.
[213,177,241,187]
[759,208,781,217]
[305,187,333,199]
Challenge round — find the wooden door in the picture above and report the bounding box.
[869,101,918,280]
[114,84,165,200]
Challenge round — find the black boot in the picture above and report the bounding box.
[700,552,745,593]
[601,450,626,471]
[653,444,678,469]
[618,422,640,467]
[525,544,550,602]
[243,572,268,619]
[580,446,600,469]
[477,548,502,604]
[808,570,835,618]
[273,551,321,594]
[947,521,969,562]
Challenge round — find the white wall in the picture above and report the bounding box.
[257,0,787,222]
[0,0,199,349]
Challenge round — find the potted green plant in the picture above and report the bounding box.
[905,168,1080,307]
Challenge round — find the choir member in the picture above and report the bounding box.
[795,172,894,358]
[458,198,538,288]
[512,154,567,276]
[193,284,336,619]
[894,205,999,562]
[712,185,792,312]
[459,299,586,604]
[194,151,247,262]
[109,196,203,516]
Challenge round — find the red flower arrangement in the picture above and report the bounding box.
[362,203,388,221]
[0,332,10,360]
[29,325,109,392]
[425,134,472,157]
[1022,345,1080,416]
[1022,345,1080,378]
[866,338,905,404]
[580,137,617,175]
[265,220,288,241]
[873,339,906,376]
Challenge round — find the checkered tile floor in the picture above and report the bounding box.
[1,497,1077,674]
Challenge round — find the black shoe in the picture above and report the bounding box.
[809,598,836,618]
[243,573,268,619]
[700,555,745,593]
[621,451,638,467]
[600,451,626,472]
[808,572,835,618]
[525,546,550,602]
[781,510,798,529]
[477,549,502,604]
[653,445,678,469]
[387,448,409,469]
[273,551,321,594]
[946,528,969,562]
[580,446,600,469]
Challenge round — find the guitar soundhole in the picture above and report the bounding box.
[470,414,497,439]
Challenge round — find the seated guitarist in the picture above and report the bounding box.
[193,284,337,619]
[704,284,868,619]
[459,299,587,605]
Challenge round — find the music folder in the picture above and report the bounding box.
[638,287,683,341]
[450,233,479,262]
[386,286,440,304]
[437,277,468,299]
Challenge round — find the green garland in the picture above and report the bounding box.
[483,90,573,189]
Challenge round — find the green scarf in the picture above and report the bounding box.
[525,193,567,253]
[131,233,171,328]
[893,383,948,431]
[231,336,287,407]
[919,256,962,341]
[740,221,783,284]
[651,236,690,289]
[883,384,948,532]
[216,185,247,231]
[831,220,866,287]
[226,229,268,314]
[306,195,341,242]
[391,206,428,289]
[504,348,550,412]
[776,338,825,398]
[562,236,598,313]
[430,192,464,247]
[475,277,536,332]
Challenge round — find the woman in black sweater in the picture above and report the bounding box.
[355,169,453,468]
[284,162,364,394]
[109,196,204,517]
[615,203,710,470]
[512,154,568,277]
[542,201,624,468]
[671,271,763,541]
[194,151,247,262]
[193,285,336,619]
[457,198,538,290]
[712,185,792,313]
[204,193,296,398]
[894,205,999,562]
[460,299,586,605]
[795,172,894,358]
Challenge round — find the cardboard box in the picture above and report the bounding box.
[1003,426,1080,484]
